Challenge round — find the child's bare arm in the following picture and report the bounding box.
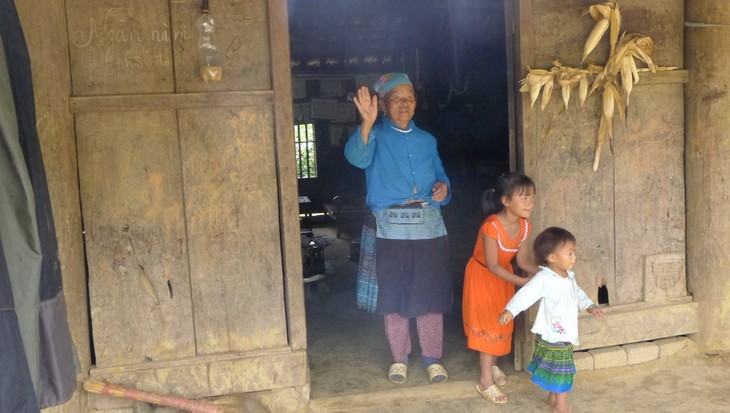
[515,242,539,276]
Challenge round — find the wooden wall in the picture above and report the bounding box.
[20,0,309,411]
[511,0,697,366]
[686,1,730,353]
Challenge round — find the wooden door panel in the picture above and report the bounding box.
[613,85,685,304]
[179,106,288,354]
[171,0,272,93]
[66,0,175,96]
[71,0,307,402]
[77,110,195,367]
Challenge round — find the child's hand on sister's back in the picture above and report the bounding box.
[498,310,514,325]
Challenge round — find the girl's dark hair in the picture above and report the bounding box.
[481,172,536,216]
[533,227,577,266]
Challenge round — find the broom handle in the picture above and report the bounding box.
[97,382,225,413]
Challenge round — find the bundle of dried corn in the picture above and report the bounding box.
[520,63,603,111]
[518,0,674,171]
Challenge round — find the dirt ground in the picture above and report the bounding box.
[307,346,730,412]
[303,223,730,413]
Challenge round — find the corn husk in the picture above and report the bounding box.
[582,1,621,62]
[592,81,624,171]
[519,68,554,109]
[608,2,622,57]
[579,74,590,107]
[593,115,612,171]
[582,18,610,62]
[620,55,636,105]
[540,74,554,110]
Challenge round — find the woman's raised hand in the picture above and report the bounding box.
[353,86,378,126]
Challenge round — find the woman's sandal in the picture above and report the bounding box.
[388,363,408,384]
[425,363,448,384]
[476,383,509,404]
[491,365,508,386]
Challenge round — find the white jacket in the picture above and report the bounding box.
[504,266,595,345]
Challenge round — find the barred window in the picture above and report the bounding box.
[294,122,317,179]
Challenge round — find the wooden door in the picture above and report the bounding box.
[509,0,692,370]
[70,0,307,400]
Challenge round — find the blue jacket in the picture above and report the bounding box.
[344,118,451,211]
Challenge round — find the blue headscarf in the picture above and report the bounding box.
[373,72,413,99]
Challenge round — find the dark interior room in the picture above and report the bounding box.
[287,0,514,398]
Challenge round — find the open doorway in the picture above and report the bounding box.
[287,0,513,398]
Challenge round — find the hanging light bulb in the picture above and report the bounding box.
[196,0,222,82]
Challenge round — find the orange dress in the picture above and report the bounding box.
[462,214,531,355]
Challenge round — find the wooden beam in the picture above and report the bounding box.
[88,348,307,400]
[268,0,308,353]
[90,346,294,375]
[634,69,689,85]
[576,297,698,351]
[70,91,274,113]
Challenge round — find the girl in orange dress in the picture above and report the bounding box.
[462,173,539,404]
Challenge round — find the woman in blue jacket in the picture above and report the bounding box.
[345,73,452,385]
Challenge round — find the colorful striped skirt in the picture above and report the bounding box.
[355,213,378,313]
[526,336,576,393]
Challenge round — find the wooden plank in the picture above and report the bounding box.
[70,91,273,113]
[170,0,272,93]
[634,70,689,85]
[576,298,698,350]
[209,349,307,393]
[620,0,685,67]
[528,0,685,69]
[77,110,195,367]
[504,0,518,172]
[88,349,307,400]
[525,96,615,304]
[613,84,685,304]
[514,0,535,173]
[179,106,288,355]
[512,0,535,371]
[90,345,294,375]
[65,0,175,96]
[685,21,730,353]
[268,0,308,352]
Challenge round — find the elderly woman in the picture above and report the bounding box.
[345,73,452,385]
